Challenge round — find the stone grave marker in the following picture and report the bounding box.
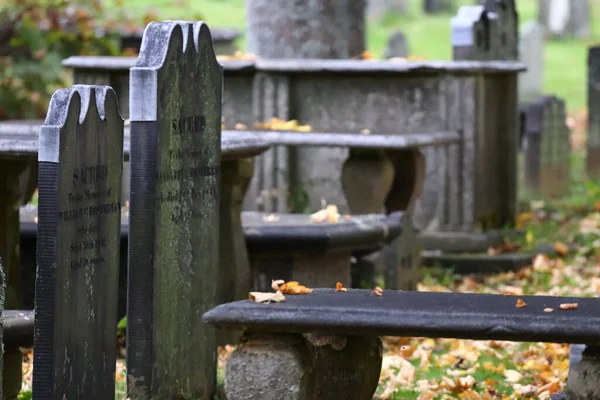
[518,21,544,103]
[32,85,124,399]
[451,5,493,60]
[588,46,600,179]
[384,31,409,59]
[539,0,590,39]
[481,0,518,61]
[127,21,222,399]
[520,95,570,199]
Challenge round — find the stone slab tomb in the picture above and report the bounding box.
[538,0,591,40]
[127,21,221,399]
[32,85,124,399]
[520,95,571,199]
[203,290,600,400]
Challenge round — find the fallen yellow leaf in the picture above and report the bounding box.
[559,303,578,310]
[554,242,569,257]
[336,282,347,292]
[516,298,527,308]
[249,291,286,303]
[280,281,313,294]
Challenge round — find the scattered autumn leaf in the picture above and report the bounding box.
[310,205,341,223]
[217,51,258,61]
[249,291,286,304]
[554,241,569,256]
[516,298,527,308]
[544,308,554,313]
[271,279,285,292]
[559,303,578,310]
[234,123,248,130]
[335,282,347,292]
[280,281,313,294]
[373,287,383,296]
[360,128,371,135]
[255,118,312,132]
[262,214,280,222]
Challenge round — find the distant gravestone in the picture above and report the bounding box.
[384,31,409,59]
[127,21,222,399]
[481,0,518,61]
[539,0,591,39]
[32,85,124,399]
[368,0,410,22]
[587,46,600,179]
[520,95,571,198]
[424,0,454,14]
[518,21,544,102]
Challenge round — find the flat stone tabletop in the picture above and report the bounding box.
[243,211,403,254]
[4,310,34,348]
[0,120,269,160]
[203,289,600,344]
[62,56,255,72]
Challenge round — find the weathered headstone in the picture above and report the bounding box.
[368,0,410,22]
[127,21,222,399]
[539,0,591,39]
[587,46,600,179]
[424,0,454,14]
[518,21,544,102]
[481,0,518,61]
[520,95,571,199]
[32,85,124,399]
[384,31,409,59]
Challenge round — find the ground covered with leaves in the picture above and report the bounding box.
[17,177,600,399]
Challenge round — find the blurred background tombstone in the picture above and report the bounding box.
[368,0,411,22]
[384,31,409,59]
[424,0,454,14]
[518,21,545,103]
[538,0,591,39]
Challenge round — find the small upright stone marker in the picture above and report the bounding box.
[539,0,591,39]
[127,21,222,399]
[384,31,409,59]
[32,85,124,399]
[519,21,544,103]
[451,5,492,60]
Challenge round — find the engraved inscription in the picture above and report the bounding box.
[157,115,219,223]
[59,163,120,270]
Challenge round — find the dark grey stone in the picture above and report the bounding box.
[203,289,600,344]
[520,95,571,199]
[422,230,505,252]
[243,211,403,290]
[33,85,124,400]
[588,46,600,179]
[126,21,221,399]
[566,345,600,399]
[384,31,409,59]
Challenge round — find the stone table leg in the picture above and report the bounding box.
[565,345,600,399]
[218,157,255,345]
[0,159,29,398]
[224,332,382,400]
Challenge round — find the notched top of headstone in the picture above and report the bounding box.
[40,85,123,163]
[451,5,493,60]
[130,21,223,121]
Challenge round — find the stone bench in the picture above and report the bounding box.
[203,290,600,400]
[3,310,34,400]
[243,211,405,291]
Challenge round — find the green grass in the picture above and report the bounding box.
[106,0,600,112]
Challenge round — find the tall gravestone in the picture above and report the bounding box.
[32,85,124,399]
[588,46,600,179]
[127,21,222,399]
[518,21,544,103]
[539,0,591,39]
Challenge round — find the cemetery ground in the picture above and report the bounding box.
[111,0,600,111]
[14,155,600,399]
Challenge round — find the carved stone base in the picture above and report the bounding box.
[225,333,382,400]
[566,345,600,399]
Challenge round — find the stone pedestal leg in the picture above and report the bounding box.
[224,332,382,400]
[218,158,255,345]
[566,345,600,399]
[0,160,29,309]
[3,347,22,400]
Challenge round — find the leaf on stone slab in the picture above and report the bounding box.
[515,298,527,308]
[372,287,383,296]
[310,204,340,223]
[336,282,347,292]
[271,279,285,292]
[544,307,554,313]
[249,291,286,304]
[280,281,313,294]
[559,303,578,310]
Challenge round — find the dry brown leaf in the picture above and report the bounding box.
[217,51,258,61]
[280,281,313,294]
[336,282,347,292]
[544,307,554,313]
[255,118,312,132]
[310,205,341,223]
[559,303,578,310]
[373,287,383,296]
[249,291,286,303]
[234,123,248,130]
[516,298,527,308]
[262,214,280,222]
[554,242,569,256]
